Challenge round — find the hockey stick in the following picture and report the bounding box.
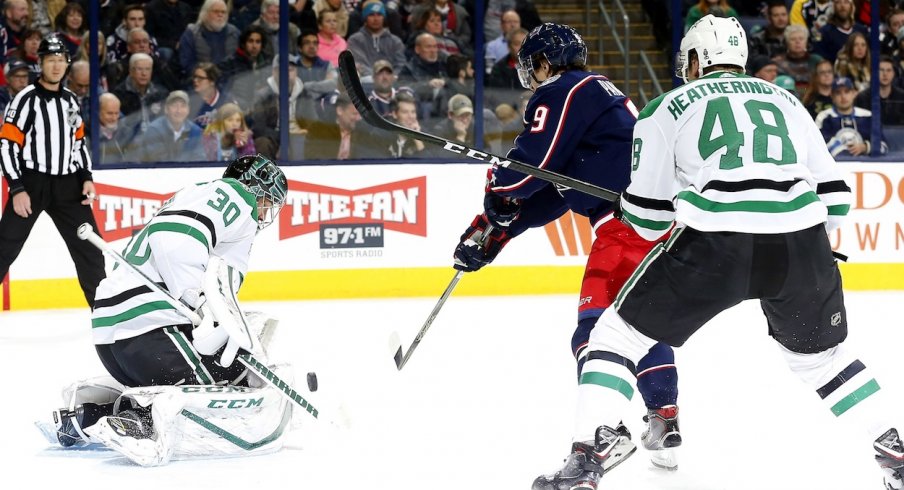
[76,224,322,421]
[389,224,493,370]
[337,50,619,203]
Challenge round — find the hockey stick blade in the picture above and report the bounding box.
[337,50,619,203]
[388,331,404,370]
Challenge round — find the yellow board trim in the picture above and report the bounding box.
[5,263,904,311]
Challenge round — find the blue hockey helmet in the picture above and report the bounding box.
[516,23,587,89]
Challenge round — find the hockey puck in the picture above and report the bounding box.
[307,372,318,392]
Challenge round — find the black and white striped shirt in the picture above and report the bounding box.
[0,83,92,194]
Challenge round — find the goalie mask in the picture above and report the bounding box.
[223,154,288,230]
[676,15,747,83]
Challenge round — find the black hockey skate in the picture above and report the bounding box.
[874,428,904,489]
[641,405,681,470]
[532,425,636,490]
[106,408,155,440]
[53,402,113,447]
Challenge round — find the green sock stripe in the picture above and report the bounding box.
[580,372,635,400]
[830,379,880,416]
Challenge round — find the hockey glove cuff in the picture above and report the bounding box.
[453,214,512,272]
[483,192,521,228]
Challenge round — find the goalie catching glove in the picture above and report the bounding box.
[453,214,512,272]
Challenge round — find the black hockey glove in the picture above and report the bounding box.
[483,192,521,228]
[453,214,512,272]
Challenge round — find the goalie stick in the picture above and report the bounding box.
[76,224,323,421]
[337,50,619,203]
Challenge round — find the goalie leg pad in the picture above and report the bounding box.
[87,367,295,466]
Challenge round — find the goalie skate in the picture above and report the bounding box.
[86,408,166,467]
[533,425,636,490]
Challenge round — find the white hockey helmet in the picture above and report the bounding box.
[676,15,748,83]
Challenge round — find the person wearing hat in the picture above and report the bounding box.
[815,76,888,156]
[0,59,31,109]
[368,59,400,116]
[139,90,205,162]
[346,0,405,76]
[432,93,474,145]
[774,74,799,98]
[0,33,106,308]
[747,54,778,82]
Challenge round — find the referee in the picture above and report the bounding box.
[0,34,105,308]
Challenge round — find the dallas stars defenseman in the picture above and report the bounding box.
[534,15,904,490]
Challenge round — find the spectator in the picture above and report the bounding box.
[408,9,466,60]
[409,0,471,52]
[346,1,406,76]
[487,27,527,91]
[53,2,86,57]
[835,31,871,91]
[66,60,91,123]
[882,8,904,57]
[815,0,867,62]
[803,58,836,118]
[305,94,374,160]
[0,60,29,110]
[369,59,400,116]
[790,0,833,41]
[774,73,800,98]
[399,33,448,121]
[97,92,139,164]
[748,1,789,59]
[815,76,888,156]
[252,0,301,59]
[485,10,519,73]
[28,0,52,35]
[0,0,30,63]
[462,0,541,44]
[106,28,181,91]
[773,24,823,94]
[202,102,257,161]
[854,55,904,125]
[144,0,194,58]
[73,0,123,36]
[9,29,43,84]
[433,93,473,145]
[297,30,338,101]
[685,0,738,32]
[190,62,233,129]
[112,53,168,137]
[313,0,350,38]
[445,53,474,100]
[217,24,271,114]
[748,54,779,82]
[250,55,309,160]
[178,0,241,77]
[387,91,426,157]
[139,90,206,162]
[106,5,161,65]
[316,10,347,67]
[348,0,406,40]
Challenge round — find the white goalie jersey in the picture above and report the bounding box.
[621,72,852,241]
[91,179,259,345]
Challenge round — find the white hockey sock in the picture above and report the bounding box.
[780,343,896,441]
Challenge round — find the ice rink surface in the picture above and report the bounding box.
[2,291,903,490]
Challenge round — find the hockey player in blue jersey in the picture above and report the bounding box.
[452,23,682,473]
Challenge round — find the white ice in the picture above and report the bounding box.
[2,292,903,490]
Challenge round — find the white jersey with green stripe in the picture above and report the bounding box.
[622,71,852,241]
[91,178,259,345]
